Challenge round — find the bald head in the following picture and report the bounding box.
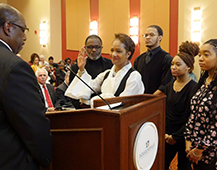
[0,4,21,27]
[0,3,27,54]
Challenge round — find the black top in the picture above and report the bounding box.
[134,46,173,94]
[164,80,197,141]
[69,56,113,83]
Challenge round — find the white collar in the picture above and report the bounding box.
[0,39,13,52]
[38,83,46,88]
[112,62,132,73]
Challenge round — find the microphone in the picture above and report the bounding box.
[64,65,112,110]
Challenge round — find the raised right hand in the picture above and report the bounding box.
[77,46,87,71]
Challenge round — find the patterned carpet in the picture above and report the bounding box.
[169,153,193,170]
[169,153,178,170]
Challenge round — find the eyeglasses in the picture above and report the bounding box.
[86,46,102,50]
[9,21,29,35]
[142,33,156,38]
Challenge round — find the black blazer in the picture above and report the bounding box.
[55,82,74,109]
[0,42,52,170]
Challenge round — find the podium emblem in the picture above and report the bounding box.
[133,122,158,170]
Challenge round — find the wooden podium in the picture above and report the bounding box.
[43,94,166,170]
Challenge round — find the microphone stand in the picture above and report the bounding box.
[65,66,112,110]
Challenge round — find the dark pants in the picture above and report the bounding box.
[165,141,192,170]
[193,156,216,170]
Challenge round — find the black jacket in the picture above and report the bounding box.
[0,42,52,170]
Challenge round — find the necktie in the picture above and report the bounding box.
[43,85,53,108]
[145,52,152,64]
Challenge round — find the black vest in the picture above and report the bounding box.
[103,68,135,96]
[135,50,168,94]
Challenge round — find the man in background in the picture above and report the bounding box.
[0,4,51,169]
[134,25,173,95]
[36,68,56,112]
[39,54,48,67]
[69,35,113,82]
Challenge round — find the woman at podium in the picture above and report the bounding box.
[65,33,144,108]
[161,41,199,169]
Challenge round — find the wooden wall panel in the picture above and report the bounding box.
[98,0,114,53]
[51,129,103,170]
[99,0,129,53]
[66,0,90,50]
[140,0,170,54]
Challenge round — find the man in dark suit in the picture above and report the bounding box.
[0,4,51,170]
[69,35,113,108]
[36,68,56,112]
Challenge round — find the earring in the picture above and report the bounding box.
[187,68,190,72]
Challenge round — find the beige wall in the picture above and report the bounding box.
[50,0,62,61]
[2,0,62,62]
[0,0,7,3]
[66,0,90,50]
[178,0,217,81]
[99,0,129,53]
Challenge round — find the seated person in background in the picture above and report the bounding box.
[45,65,56,85]
[48,56,58,71]
[36,68,56,112]
[39,55,48,67]
[55,71,78,110]
[55,60,66,86]
[28,52,38,66]
[65,33,144,108]
[31,53,40,73]
[65,57,71,68]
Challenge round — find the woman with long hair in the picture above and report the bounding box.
[31,53,40,73]
[185,39,217,169]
